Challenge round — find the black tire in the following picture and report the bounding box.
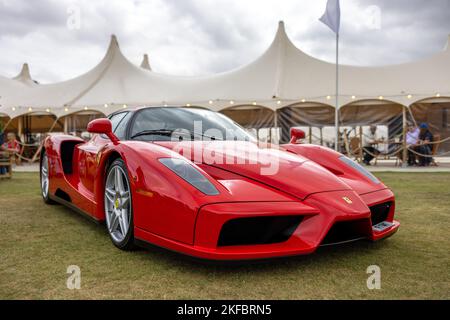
[104,158,135,251]
[40,150,56,204]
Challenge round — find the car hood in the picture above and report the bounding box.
[154,141,352,200]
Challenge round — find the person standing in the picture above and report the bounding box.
[416,123,433,166]
[406,124,420,166]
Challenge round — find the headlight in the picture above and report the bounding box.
[339,156,380,184]
[159,158,220,195]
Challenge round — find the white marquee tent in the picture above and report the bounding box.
[0,21,449,150]
[1,21,449,118]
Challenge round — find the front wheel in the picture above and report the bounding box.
[40,150,56,204]
[104,159,135,250]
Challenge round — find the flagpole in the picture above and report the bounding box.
[334,32,339,151]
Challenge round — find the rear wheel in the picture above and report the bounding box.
[104,159,135,250]
[40,150,56,204]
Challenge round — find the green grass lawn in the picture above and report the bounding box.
[0,172,449,299]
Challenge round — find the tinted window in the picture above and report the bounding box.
[130,108,254,142]
[114,112,133,139]
[109,112,128,132]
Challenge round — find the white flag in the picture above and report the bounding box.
[319,0,341,34]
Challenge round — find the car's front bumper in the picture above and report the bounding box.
[135,188,399,261]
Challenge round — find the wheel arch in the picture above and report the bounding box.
[93,149,124,221]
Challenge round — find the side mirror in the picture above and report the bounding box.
[290,128,306,144]
[87,119,119,144]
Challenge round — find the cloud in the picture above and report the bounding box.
[0,0,449,83]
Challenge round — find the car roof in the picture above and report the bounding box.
[107,106,208,118]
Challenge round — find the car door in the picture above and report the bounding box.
[77,112,130,194]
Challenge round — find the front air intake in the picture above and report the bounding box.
[320,219,369,246]
[217,216,303,247]
[369,202,392,226]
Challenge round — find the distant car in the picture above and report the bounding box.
[40,107,399,260]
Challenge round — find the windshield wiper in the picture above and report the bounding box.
[130,129,175,139]
[130,129,223,141]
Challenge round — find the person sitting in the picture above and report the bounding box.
[406,123,419,166]
[416,123,433,166]
[1,132,21,163]
[363,125,381,165]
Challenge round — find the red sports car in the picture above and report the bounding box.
[40,107,399,260]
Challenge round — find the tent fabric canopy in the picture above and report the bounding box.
[1,21,450,119]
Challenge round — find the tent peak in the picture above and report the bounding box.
[107,34,120,53]
[273,20,294,47]
[140,53,152,70]
[13,63,32,81]
[12,62,38,85]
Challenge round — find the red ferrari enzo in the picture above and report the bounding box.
[40,107,399,260]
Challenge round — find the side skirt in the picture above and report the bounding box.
[49,194,102,225]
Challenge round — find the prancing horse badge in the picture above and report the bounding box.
[342,196,353,204]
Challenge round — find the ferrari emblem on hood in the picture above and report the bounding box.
[342,196,353,204]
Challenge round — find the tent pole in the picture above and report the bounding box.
[18,116,23,140]
[2,118,12,132]
[64,117,68,134]
[273,111,278,144]
[320,127,323,146]
[270,110,278,143]
[309,127,312,144]
[48,118,58,133]
[402,106,408,168]
[359,126,363,163]
[334,33,339,151]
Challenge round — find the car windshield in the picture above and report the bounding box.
[130,107,256,142]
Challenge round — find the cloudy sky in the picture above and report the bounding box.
[1,0,450,83]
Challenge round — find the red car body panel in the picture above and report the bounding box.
[43,128,400,261]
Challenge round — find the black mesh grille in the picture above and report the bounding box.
[369,202,392,226]
[321,219,369,245]
[217,216,303,247]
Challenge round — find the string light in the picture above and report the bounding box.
[46,108,50,112]
[230,100,234,105]
[351,95,356,99]
[64,107,69,112]
[277,100,281,105]
[12,107,16,111]
[104,103,108,108]
[436,93,441,97]
[28,107,32,112]
[208,100,213,105]
[84,106,88,110]
[186,103,191,107]
[252,102,257,105]
[378,95,384,100]
[301,98,306,103]
[407,94,412,99]
[326,95,331,100]
[123,104,127,108]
